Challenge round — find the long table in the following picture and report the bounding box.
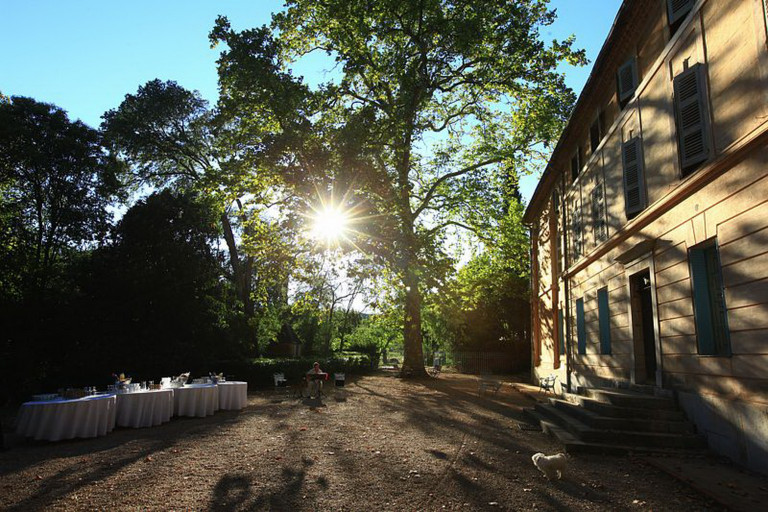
[115,389,174,428]
[216,381,248,410]
[173,383,218,417]
[16,394,117,441]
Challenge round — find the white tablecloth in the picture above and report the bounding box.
[216,381,248,410]
[115,389,174,428]
[173,384,218,417]
[16,394,117,441]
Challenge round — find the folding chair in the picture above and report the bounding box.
[538,374,558,394]
[333,373,347,400]
[273,372,289,398]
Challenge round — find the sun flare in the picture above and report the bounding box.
[311,207,350,242]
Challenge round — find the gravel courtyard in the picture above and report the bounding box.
[0,371,720,511]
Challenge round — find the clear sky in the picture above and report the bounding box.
[0,0,622,201]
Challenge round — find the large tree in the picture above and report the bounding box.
[212,0,583,375]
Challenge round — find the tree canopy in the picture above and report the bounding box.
[211,0,583,375]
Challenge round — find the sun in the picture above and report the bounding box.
[311,206,350,243]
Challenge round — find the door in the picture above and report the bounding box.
[631,270,657,383]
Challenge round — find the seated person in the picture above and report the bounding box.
[306,362,326,397]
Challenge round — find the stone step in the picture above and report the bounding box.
[534,403,706,450]
[584,388,679,410]
[550,399,696,434]
[574,394,687,420]
[525,409,707,456]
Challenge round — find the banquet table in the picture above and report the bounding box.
[216,381,248,410]
[173,384,218,417]
[115,389,174,428]
[16,394,117,441]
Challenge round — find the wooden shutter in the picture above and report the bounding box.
[674,64,710,172]
[617,57,638,103]
[689,246,716,355]
[591,184,607,243]
[576,298,586,355]
[667,0,694,26]
[558,309,565,355]
[622,137,646,216]
[598,287,612,355]
[571,207,582,259]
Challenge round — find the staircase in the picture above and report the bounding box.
[527,386,708,455]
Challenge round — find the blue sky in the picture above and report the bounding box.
[0,0,622,200]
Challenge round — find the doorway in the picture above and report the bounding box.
[630,270,657,384]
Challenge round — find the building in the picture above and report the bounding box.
[523,0,768,473]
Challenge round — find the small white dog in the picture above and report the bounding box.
[531,452,567,480]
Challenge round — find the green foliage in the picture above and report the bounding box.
[211,0,583,373]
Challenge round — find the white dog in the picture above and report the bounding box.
[531,452,567,480]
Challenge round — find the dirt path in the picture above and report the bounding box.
[0,371,721,511]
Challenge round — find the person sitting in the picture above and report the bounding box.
[306,362,326,398]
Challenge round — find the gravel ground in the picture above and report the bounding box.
[0,371,722,511]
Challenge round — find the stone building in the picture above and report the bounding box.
[523,0,768,472]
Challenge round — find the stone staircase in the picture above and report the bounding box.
[527,386,708,455]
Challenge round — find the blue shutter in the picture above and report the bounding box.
[622,137,646,216]
[559,309,565,355]
[674,64,710,172]
[668,0,694,25]
[576,298,586,355]
[689,247,715,354]
[598,287,612,355]
[617,57,638,104]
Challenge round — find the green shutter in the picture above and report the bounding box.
[674,64,710,172]
[622,137,646,216]
[690,246,715,354]
[617,57,638,103]
[576,298,586,355]
[598,287,612,355]
[668,0,695,25]
[591,184,607,243]
[559,309,565,355]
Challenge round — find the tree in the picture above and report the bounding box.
[101,79,286,350]
[0,96,124,296]
[211,0,584,375]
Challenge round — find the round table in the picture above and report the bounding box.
[216,381,248,410]
[16,394,117,441]
[115,389,174,428]
[173,384,218,417]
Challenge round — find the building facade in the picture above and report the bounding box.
[524,0,768,473]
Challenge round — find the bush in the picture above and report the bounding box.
[207,353,373,389]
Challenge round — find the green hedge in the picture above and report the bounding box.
[206,353,374,389]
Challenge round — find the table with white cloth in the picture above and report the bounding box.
[173,384,218,417]
[216,381,248,410]
[15,394,117,441]
[115,389,174,428]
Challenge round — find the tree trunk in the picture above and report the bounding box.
[401,266,427,377]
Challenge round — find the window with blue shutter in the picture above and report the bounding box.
[617,57,638,107]
[689,240,731,356]
[667,0,695,28]
[674,64,710,175]
[559,309,565,355]
[571,206,583,260]
[591,184,607,243]
[598,287,612,355]
[622,136,646,218]
[576,298,586,355]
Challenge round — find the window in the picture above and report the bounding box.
[590,114,603,153]
[553,192,562,275]
[622,136,646,218]
[617,57,638,106]
[597,287,612,355]
[673,63,710,175]
[558,310,566,355]
[576,298,586,355]
[591,183,607,243]
[689,240,731,356]
[570,151,581,181]
[667,0,694,33]
[571,206,583,260]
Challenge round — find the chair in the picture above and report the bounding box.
[273,373,288,395]
[334,373,346,388]
[538,374,558,394]
[478,378,502,396]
